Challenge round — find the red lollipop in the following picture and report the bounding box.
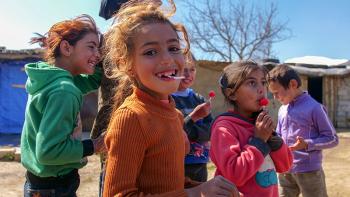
[209,90,216,98]
[208,90,215,103]
[259,98,269,106]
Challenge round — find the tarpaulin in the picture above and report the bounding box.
[0,60,28,134]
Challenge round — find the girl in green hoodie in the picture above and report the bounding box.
[21,14,105,197]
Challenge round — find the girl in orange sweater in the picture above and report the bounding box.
[102,2,239,197]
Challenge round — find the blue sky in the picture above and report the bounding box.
[1,0,349,62]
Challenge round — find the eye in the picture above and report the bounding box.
[88,45,98,52]
[143,49,157,56]
[248,80,257,87]
[169,46,181,53]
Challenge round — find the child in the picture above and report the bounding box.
[268,64,338,197]
[102,2,239,197]
[210,60,293,197]
[91,1,165,196]
[171,54,212,182]
[21,14,106,196]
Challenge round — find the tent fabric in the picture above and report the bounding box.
[0,60,29,134]
[99,0,128,20]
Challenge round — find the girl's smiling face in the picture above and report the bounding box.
[132,22,185,100]
[69,32,100,75]
[233,69,268,117]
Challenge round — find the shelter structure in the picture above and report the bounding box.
[0,48,41,134]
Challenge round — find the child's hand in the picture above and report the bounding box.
[92,132,107,154]
[255,111,274,142]
[289,136,308,151]
[189,102,211,122]
[185,175,239,197]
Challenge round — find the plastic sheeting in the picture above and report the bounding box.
[0,60,28,134]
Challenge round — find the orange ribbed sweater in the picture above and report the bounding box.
[103,88,188,197]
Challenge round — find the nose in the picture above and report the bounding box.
[95,50,101,60]
[183,69,190,77]
[257,83,266,95]
[160,50,173,65]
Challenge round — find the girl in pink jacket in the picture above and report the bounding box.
[210,60,293,197]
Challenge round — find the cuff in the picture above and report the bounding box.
[304,139,313,151]
[184,115,195,126]
[82,139,94,157]
[267,135,284,151]
[249,137,271,157]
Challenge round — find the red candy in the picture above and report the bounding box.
[209,90,216,98]
[259,98,269,106]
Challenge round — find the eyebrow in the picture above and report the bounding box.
[244,77,266,81]
[87,41,98,46]
[245,77,257,81]
[141,38,179,47]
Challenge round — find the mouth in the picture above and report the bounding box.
[88,60,97,68]
[155,69,179,80]
[182,78,192,83]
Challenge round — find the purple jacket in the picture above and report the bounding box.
[276,92,338,173]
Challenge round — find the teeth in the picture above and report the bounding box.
[157,70,176,78]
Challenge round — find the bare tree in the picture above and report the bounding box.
[181,0,291,61]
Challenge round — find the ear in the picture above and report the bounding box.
[59,40,73,57]
[224,88,236,101]
[128,63,136,79]
[289,79,298,89]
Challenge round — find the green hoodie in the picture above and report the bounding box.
[21,61,101,177]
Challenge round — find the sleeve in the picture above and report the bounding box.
[184,114,212,142]
[304,105,339,151]
[73,66,102,94]
[183,94,212,142]
[210,120,266,187]
[35,92,84,165]
[275,107,282,136]
[91,74,118,139]
[103,109,187,197]
[90,104,113,139]
[269,143,293,173]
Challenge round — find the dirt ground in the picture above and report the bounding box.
[1,134,350,197]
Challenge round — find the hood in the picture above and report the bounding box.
[25,62,72,94]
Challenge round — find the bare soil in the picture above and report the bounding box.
[1,136,349,197]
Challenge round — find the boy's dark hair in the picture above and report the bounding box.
[268,64,301,89]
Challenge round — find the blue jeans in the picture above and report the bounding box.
[24,170,80,197]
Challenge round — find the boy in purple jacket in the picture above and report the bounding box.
[268,64,338,197]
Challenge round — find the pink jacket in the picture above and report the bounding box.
[210,113,292,197]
